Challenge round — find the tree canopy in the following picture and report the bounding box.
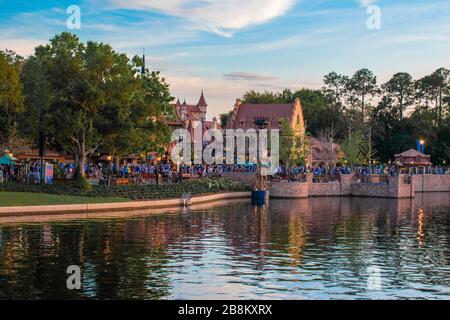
[0,50,24,147]
[238,67,450,165]
[9,32,174,181]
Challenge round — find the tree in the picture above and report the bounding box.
[137,70,175,158]
[26,32,138,180]
[341,128,365,166]
[346,68,378,122]
[219,111,233,128]
[322,71,348,114]
[414,75,435,109]
[242,90,281,104]
[0,50,24,147]
[19,54,52,148]
[382,72,414,120]
[430,68,450,123]
[96,68,174,168]
[364,126,377,169]
[279,118,308,166]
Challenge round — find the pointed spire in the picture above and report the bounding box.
[182,99,187,106]
[197,90,208,107]
[175,98,181,107]
[141,48,146,75]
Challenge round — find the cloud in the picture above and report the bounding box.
[359,0,377,6]
[0,38,46,56]
[167,73,315,118]
[108,0,297,36]
[223,72,278,81]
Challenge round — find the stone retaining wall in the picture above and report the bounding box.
[223,173,447,199]
[270,174,414,199]
[412,174,450,193]
[0,192,251,216]
[309,181,341,197]
[270,181,309,198]
[350,183,389,198]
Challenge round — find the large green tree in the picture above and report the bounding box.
[19,53,53,149]
[97,68,175,165]
[20,33,175,181]
[346,68,378,122]
[322,71,348,114]
[382,72,414,120]
[20,33,139,180]
[430,68,450,123]
[0,50,24,147]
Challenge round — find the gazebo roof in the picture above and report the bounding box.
[394,149,431,166]
[394,149,430,158]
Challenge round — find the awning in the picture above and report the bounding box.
[0,154,16,165]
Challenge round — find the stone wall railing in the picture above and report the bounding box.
[223,172,448,199]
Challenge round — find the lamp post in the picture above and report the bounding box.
[106,155,112,186]
[8,152,13,169]
[419,139,425,154]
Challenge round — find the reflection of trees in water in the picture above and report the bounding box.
[0,195,449,299]
[0,213,211,299]
[287,212,307,267]
[214,197,450,290]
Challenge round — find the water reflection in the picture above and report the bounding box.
[0,194,449,299]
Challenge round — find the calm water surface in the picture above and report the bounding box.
[0,194,449,300]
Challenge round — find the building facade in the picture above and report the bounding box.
[226,97,340,166]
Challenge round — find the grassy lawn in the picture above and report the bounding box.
[0,192,130,207]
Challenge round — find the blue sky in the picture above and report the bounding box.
[1,0,449,118]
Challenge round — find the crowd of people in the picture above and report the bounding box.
[1,159,450,185]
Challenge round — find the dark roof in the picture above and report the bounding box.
[232,103,295,130]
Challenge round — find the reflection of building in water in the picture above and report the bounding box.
[288,212,307,267]
[417,207,424,246]
[253,203,268,256]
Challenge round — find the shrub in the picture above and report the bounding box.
[0,178,250,201]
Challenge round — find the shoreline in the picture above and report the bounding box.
[0,192,251,217]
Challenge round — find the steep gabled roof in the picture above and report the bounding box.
[175,98,181,108]
[197,90,208,107]
[231,103,295,130]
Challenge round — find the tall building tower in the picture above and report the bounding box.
[196,90,208,121]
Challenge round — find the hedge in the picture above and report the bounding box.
[0,178,250,201]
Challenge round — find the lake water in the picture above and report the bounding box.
[0,193,449,300]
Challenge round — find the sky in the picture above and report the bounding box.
[1,0,449,118]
